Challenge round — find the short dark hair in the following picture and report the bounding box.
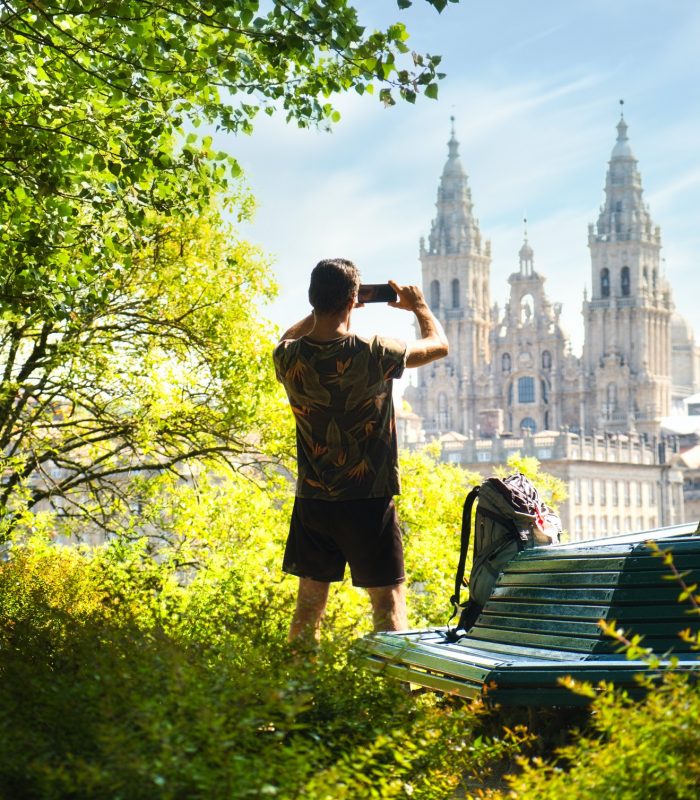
[308,259,360,315]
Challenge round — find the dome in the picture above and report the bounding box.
[671,310,695,345]
[519,240,534,260]
[611,117,634,159]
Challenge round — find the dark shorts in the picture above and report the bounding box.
[282,496,405,588]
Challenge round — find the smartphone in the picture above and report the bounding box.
[358,283,398,304]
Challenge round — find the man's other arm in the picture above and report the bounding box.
[388,281,448,368]
[279,313,314,342]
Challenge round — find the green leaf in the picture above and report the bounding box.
[425,83,439,100]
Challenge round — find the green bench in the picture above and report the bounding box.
[361,521,700,706]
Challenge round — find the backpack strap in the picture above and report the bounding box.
[448,485,480,622]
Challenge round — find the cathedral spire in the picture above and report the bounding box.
[594,109,654,244]
[427,119,482,256]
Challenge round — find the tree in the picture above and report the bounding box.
[0,1,457,537]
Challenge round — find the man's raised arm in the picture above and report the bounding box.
[388,280,448,368]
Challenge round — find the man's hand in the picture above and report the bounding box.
[388,280,427,312]
[387,279,449,367]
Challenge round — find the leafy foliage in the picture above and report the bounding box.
[397,443,481,626]
[0,0,453,537]
[0,466,527,800]
[0,210,283,539]
[493,673,700,800]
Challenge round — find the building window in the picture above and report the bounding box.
[624,481,631,506]
[600,480,607,505]
[520,417,536,434]
[606,382,618,416]
[636,482,643,507]
[621,266,630,297]
[601,517,609,536]
[588,479,595,505]
[502,353,511,373]
[612,481,619,506]
[574,479,582,505]
[541,379,549,403]
[613,516,621,534]
[625,516,632,532]
[601,267,610,298]
[437,392,449,430]
[507,382,513,406]
[574,516,583,539]
[518,376,535,403]
[649,482,656,504]
[588,517,596,537]
[451,278,460,309]
[542,350,552,370]
[430,280,440,310]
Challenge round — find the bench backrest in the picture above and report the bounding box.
[466,530,700,657]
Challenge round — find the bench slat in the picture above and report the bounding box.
[476,614,693,639]
[481,599,696,621]
[498,569,699,588]
[507,554,700,573]
[489,585,684,603]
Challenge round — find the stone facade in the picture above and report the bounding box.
[405,115,699,440]
[403,115,699,532]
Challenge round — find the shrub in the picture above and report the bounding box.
[0,466,526,799]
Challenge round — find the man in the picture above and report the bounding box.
[273,258,448,645]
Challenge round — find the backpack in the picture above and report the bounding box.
[446,473,561,639]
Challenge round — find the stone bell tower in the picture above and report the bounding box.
[405,118,492,435]
[583,110,673,436]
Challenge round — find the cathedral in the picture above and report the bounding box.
[405,115,700,441]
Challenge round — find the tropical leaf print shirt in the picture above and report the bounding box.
[273,334,407,500]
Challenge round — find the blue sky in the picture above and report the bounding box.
[227,0,700,386]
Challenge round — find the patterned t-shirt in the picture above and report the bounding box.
[273,333,407,500]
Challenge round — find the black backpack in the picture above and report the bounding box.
[447,473,561,638]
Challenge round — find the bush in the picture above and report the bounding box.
[0,466,526,800]
[491,673,700,800]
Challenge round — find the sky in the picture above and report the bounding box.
[224,0,700,396]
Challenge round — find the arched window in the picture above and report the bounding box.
[437,392,449,430]
[542,350,552,370]
[601,268,610,298]
[606,382,618,416]
[518,376,535,403]
[502,353,512,374]
[621,266,630,297]
[451,278,460,308]
[430,279,440,310]
[520,417,537,433]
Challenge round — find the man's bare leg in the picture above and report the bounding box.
[289,577,331,645]
[367,583,407,632]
